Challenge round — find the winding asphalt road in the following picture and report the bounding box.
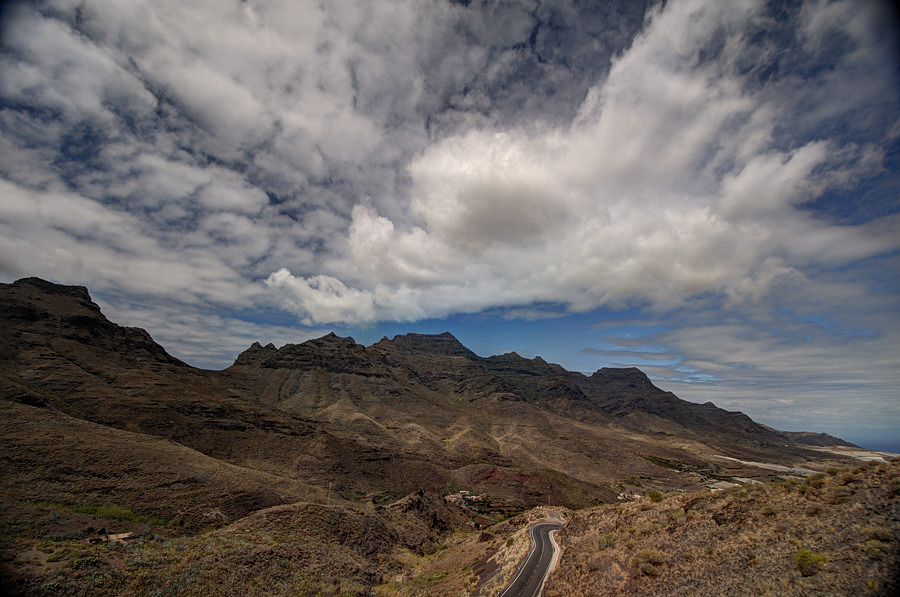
[498,521,562,597]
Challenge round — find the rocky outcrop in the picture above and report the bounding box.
[387,489,469,552]
[233,341,278,367]
[233,333,379,376]
[778,430,859,448]
[387,331,479,358]
[0,277,186,368]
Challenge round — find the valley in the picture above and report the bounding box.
[0,277,897,595]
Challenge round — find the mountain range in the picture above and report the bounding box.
[0,276,884,595]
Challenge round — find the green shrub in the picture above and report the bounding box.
[806,474,827,488]
[638,549,666,565]
[793,548,828,576]
[648,490,663,503]
[760,504,776,517]
[634,522,660,536]
[68,555,103,570]
[70,503,165,526]
[631,549,666,577]
[46,546,78,562]
[422,571,448,583]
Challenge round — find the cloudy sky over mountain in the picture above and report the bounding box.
[1,0,898,449]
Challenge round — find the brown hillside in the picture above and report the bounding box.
[547,460,900,596]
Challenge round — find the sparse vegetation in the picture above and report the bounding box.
[545,461,900,596]
[861,525,893,542]
[793,548,828,576]
[70,503,167,527]
[806,473,827,488]
[632,549,666,577]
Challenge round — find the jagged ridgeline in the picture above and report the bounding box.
[0,277,881,596]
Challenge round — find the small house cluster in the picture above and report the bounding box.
[443,490,485,508]
[444,490,522,517]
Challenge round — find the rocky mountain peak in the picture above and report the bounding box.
[1,277,185,367]
[3,277,102,322]
[12,277,93,301]
[243,332,375,375]
[387,332,477,358]
[232,341,279,367]
[590,366,654,387]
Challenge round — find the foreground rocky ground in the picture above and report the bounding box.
[1,431,897,596]
[361,459,898,596]
[0,488,469,595]
[547,459,900,596]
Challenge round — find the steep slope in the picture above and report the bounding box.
[0,399,325,532]
[393,461,899,597]
[548,460,900,597]
[0,278,450,503]
[233,327,848,492]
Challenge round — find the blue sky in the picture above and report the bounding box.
[1,0,898,451]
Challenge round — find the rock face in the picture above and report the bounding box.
[232,341,278,367]
[1,277,186,368]
[240,333,376,375]
[233,329,782,442]
[388,331,479,358]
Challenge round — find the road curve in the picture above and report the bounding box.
[498,522,562,597]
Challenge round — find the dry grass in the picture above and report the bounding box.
[370,507,562,597]
[546,460,900,596]
[0,496,468,596]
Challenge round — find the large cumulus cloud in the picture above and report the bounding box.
[271,0,899,326]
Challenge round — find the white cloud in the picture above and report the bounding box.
[265,268,377,326]
[409,129,573,250]
[262,0,897,328]
[718,142,830,218]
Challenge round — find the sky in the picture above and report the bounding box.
[1,0,898,451]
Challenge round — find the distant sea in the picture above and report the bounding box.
[858,440,900,455]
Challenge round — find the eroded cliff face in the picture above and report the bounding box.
[1,277,186,368]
